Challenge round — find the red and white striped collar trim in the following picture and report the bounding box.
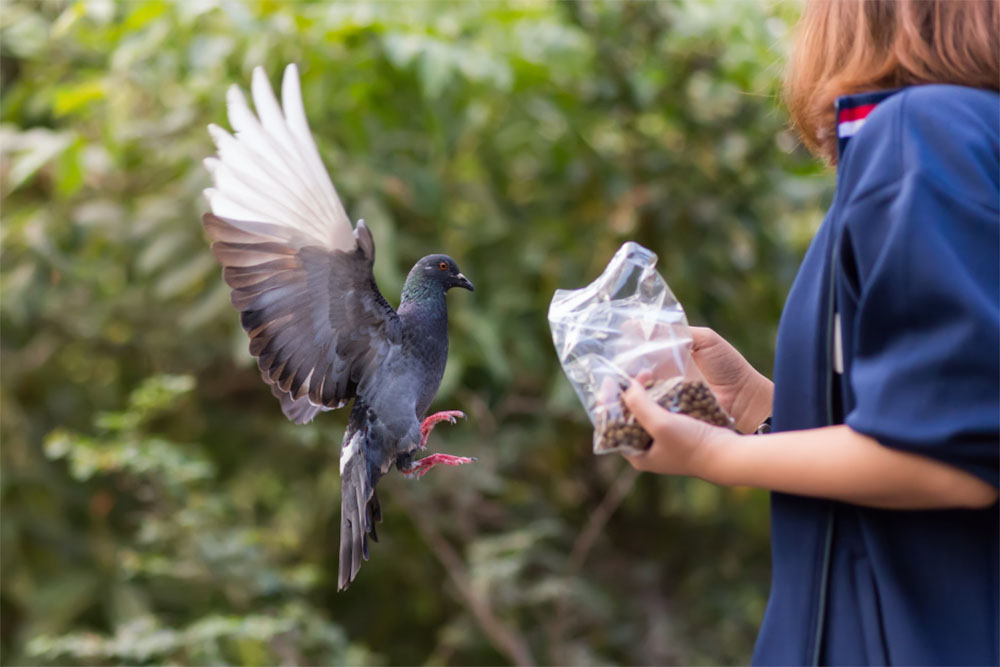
[837,103,878,139]
[834,89,903,158]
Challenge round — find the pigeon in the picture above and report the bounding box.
[200,64,475,591]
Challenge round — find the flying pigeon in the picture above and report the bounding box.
[201,64,476,590]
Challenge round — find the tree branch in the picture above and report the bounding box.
[550,464,640,664]
[396,486,536,667]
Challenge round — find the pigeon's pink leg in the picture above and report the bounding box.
[404,453,477,479]
[419,410,466,449]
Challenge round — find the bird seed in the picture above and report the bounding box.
[595,378,735,454]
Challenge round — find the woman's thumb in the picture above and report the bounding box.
[622,381,664,431]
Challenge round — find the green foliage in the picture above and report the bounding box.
[45,374,212,485]
[1,1,832,665]
[28,605,375,666]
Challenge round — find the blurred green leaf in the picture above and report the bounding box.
[1,127,75,192]
[53,80,106,117]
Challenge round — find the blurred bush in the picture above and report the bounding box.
[1,1,832,665]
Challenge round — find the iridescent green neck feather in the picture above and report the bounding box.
[400,271,446,307]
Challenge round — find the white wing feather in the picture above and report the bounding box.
[205,64,355,251]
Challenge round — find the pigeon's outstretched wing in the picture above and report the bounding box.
[202,65,401,418]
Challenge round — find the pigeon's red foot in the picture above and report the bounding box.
[403,453,476,479]
[419,410,466,449]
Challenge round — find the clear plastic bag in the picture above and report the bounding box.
[548,242,732,455]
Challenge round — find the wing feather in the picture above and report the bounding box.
[222,86,329,237]
[280,64,354,249]
[203,64,400,421]
[204,214,402,417]
[205,158,319,235]
[206,65,353,251]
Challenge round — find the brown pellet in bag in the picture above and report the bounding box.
[595,378,735,454]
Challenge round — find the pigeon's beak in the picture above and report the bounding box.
[455,273,474,292]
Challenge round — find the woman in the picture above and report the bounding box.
[622,1,999,664]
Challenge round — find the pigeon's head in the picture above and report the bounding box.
[413,254,474,293]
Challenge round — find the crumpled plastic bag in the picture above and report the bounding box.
[548,242,732,455]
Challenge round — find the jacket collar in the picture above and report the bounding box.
[834,88,903,158]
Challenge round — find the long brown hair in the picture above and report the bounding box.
[785,0,999,162]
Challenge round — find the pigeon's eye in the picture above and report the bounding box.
[438,262,448,271]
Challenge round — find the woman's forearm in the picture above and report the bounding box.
[703,425,998,510]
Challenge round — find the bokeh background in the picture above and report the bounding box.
[1,1,835,665]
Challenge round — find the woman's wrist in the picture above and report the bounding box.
[691,427,744,485]
[730,372,774,434]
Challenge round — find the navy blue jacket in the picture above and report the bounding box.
[753,86,999,665]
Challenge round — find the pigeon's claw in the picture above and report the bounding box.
[419,410,466,449]
[402,453,477,479]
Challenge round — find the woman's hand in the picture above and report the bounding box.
[621,379,740,478]
[688,327,773,434]
[620,380,998,509]
[615,333,997,509]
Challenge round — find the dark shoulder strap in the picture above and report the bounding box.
[811,236,845,666]
[825,240,845,426]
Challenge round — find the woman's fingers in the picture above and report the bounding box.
[621,378,734,477]
[621,377,667,471]
[689,326,719,351]
[623,450,652,470]
[634,370,653,385]
[623,380,666,433]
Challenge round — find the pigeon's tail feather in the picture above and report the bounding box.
[338,413,382,591]
[366,490,382,543]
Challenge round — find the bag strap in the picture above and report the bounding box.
[810,236,846,665]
